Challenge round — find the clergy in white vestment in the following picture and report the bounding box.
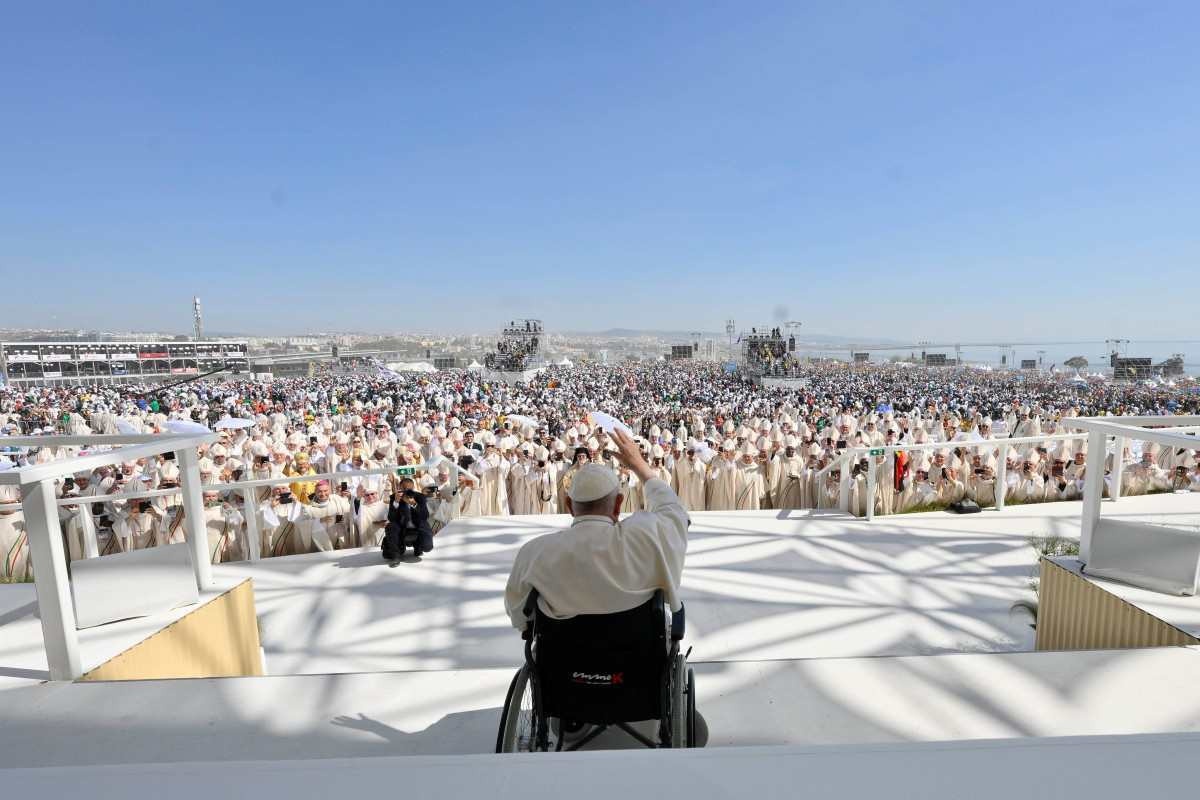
[706,442,740,511]
[735,447,767,510]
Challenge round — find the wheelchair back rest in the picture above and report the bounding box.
[529,591,670,724]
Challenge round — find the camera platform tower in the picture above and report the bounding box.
[481,319,548,385]
[739,324,807,388]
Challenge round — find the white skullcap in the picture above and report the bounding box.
[566,464,619,503]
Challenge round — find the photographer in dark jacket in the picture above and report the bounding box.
[382,476,434,565]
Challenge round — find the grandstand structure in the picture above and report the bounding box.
[0,340,249,386]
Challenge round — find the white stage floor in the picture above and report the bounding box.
[218,493,1198,675]
[2,647,1200,767]
[2,492,1197,691]
[9,733,1200,800]
[3,493,1200,771]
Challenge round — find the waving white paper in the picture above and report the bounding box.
[163,420,213,436]
[587,411,635,438]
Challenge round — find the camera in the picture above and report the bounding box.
[538,459,546,468]
[257,455,270,465]
[138,500,152,513]
[162,452,175,461]
[309,436,317,445]
[423,486,437,496]
[279,493,294,505]
[339,481,348,492]
[232,469,244,481]
[63,477,75,489]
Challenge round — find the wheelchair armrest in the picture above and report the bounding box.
[671,602,685,641]
[523,588,540,619]
[521,589,540,643]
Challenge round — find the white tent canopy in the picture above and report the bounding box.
[386,361,437,373]
[557,358,573,367]
[466,361,484,372]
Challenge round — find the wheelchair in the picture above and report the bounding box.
[496,588,696,752]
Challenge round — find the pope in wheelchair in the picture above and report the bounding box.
[498,428,698,751]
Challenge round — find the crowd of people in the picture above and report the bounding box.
[2,361,1199,580]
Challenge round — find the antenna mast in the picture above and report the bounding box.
[193,296,203,341]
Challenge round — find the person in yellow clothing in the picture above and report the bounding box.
[286,452,319,504]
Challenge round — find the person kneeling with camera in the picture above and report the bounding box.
[382,476,434,566]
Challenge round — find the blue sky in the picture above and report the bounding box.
[1,2,1197,338]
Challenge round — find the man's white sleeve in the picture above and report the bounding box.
[641,477,689,568]
[504,548,533,631]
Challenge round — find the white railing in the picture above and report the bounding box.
[0,432,216,680]
[0,431,477,681]
[1,460,473,563]
[1063,416,1200,562]
[840,433,1087,521]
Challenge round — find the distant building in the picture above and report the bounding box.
[1,340,249,386]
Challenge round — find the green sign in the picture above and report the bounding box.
[395,466,418,476]
[868,448,885,456]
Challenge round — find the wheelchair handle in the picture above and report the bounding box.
[671,602,686,641]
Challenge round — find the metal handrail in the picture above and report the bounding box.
[0,459,470,509]
[836,432,1089,520]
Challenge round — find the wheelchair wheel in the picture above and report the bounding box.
[496,664,541,753]
[686,666,696,748]
[670,653,688,748]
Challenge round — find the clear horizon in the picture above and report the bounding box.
[2,3,1197,340]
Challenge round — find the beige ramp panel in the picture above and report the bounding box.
[81,579,263,681]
